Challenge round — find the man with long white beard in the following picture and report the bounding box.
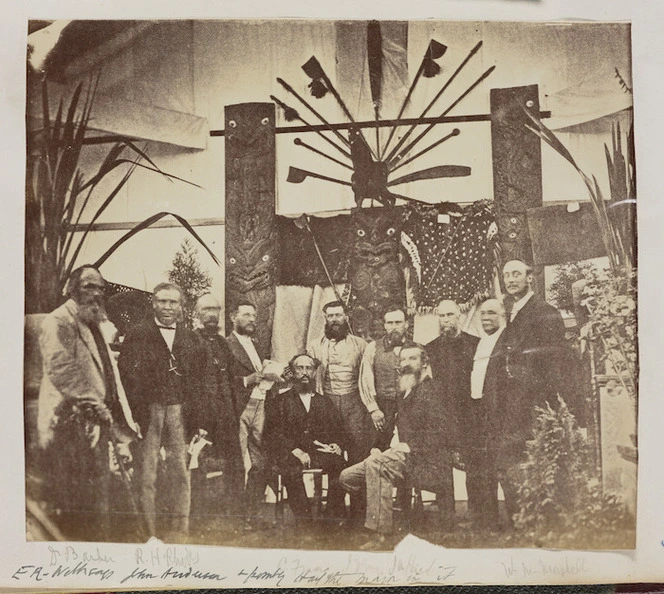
[38,265,138,541]
[339,345,457,546]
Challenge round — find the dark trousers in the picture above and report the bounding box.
[465,447,499,529]
[374,397,397,451]
[435,452,456,527]
[281,450,346,521]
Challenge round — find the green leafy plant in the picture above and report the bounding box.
[167,238,213,328]
[548,260,601,313]
[515,397,632,548]
[525,111,635,273]
[26,77,218,313]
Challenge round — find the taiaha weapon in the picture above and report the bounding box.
[293,214,350,325]
[384,40,484,165]
[390,128,460,173]
[388,65,495,168]
[294,138,353,170]
[301,56,378,161]
[271,95,351,159]
[277,77,351,148]
[382,39,447,157]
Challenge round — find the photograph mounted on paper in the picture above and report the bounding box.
[24,19,637,552]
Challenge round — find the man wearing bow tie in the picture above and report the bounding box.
[118,282,208,540]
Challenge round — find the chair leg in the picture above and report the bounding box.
[312,474,323,520]
[275,474,284,524]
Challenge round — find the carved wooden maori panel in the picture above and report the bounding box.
[490,85,543,274]
[225,103,276,355]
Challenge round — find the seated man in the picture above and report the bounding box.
[339,344,457,545]
[267,354,347,528]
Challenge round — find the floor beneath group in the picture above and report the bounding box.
[186,500,518,551]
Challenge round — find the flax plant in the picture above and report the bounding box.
[26,77,218,313]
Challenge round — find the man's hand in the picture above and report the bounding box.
[115,442,132,464]
[328,443,342,456]
[369,448,382,458]
[292,448,311,468]
[262,371,283,383]
[370,409,385,432]
[245,371,263,386]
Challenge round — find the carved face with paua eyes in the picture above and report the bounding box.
[351,207,401,268]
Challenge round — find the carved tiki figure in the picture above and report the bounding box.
[225,103,277,355]
[349,207,406,339]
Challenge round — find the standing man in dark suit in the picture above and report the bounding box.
[118,282,208,540]
[425,299,479,529]
[497,259,570,524]
[268,353,346,528]
[226,301,281,527]
[191,294,244,518]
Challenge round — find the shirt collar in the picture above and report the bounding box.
[155,318,176,329]
[511,290,534,315]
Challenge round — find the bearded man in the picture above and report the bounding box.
[191,294,244,518]
[359,306,414,451]
[307,301,370,466]
[267,354,346,528]
[339,345,457,546]
[38,265,139,541]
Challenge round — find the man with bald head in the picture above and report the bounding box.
[465,298,506,530]
[425,299,479,529]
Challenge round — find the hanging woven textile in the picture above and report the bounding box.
[402,200,499,311]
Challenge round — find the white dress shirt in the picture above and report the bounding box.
[233,331,266,400]
[155,318,176,351]
[299,392,313,413]
[471,327,505,399]
[509,290,534,323]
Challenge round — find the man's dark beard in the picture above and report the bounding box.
[235,323,255,336]
[325,321,350,341]
[386,330,405,347]
[78,302,106,326]
[202,320,220,335]
[440,326,459,338]
[294,376,314,394]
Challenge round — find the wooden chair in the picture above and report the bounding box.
[275,468,327,523]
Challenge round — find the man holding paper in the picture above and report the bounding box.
[226,301,283,527]
[267,353,346,528]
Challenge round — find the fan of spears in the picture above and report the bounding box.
[270,23,495,207]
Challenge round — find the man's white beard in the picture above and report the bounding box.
[399,372,419,394]
[78,302,106,325]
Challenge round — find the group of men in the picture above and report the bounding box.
[36,257,576,545]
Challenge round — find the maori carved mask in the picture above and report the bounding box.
[226,237,275,294]
[351,208,402,268]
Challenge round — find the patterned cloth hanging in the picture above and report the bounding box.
[402,200,498,311]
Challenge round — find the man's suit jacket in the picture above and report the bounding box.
[118,319,208,437]
[226,332,268,417]
[397,376,456,492]
[493,295,581,464]
[425,330,479,448]
[266,388,344,464]
[194,330,240,460]
[38,299,138,447]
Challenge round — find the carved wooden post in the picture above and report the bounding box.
[490,85,544,294]
[225,103,277,356]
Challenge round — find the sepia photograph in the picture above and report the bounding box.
[23,17,638,558]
